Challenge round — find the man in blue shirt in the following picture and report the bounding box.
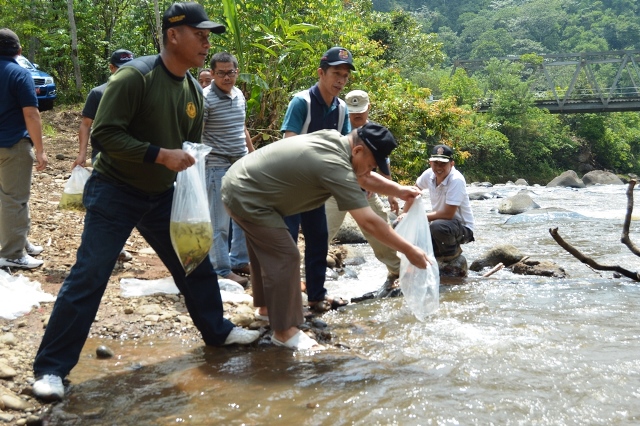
[73,48,135,262]
[273,47,352,315]
[0,28,48,269]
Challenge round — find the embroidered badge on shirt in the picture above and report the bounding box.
[186,102,197,119]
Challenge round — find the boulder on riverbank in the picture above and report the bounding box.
[582,170,624,186]
[333,213,366,244]
[498,191,540,215]
[511,258,567,278]
[503,207,589,224]
[470,244,524,271]
[470,244,567,278]
[547,170,586,188]
[438,255,468,277]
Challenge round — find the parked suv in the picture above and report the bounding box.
[16,55,56,111]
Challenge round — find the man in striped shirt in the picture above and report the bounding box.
[202,51,254,287]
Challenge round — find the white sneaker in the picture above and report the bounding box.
[0,254,43,269]
[25,241,44,256]
[223,327,260,345]
[33,374,64,401]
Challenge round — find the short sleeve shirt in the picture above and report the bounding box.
[416,166,475,231]
[82,83,108,120]
[202,83,248,166]
[0,56,38,147]
[280,84,350,135]
[222,130,368,228]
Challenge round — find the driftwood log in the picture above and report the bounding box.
[549,179,640,281]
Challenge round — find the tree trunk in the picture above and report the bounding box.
[67,0,83,98]
[153,0,161,52]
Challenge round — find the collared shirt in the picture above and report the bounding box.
[416,166,475,231]
[280,83,350,135]
[222,130,368,228]
[202,82,248,167]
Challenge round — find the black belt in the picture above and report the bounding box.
[211,154,243,164]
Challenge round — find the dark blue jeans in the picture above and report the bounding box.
[284,205,328,303]
[33,172,234,378]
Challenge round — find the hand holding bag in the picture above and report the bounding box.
[58,165,91,211]
[170,142,213,275]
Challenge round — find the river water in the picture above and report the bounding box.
[56,184,640,425]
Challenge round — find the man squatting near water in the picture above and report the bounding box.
[402,144,475,261]
[222,122,431,350]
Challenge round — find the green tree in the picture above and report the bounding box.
[439,68,482,107]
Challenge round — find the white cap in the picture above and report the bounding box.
[345,90,370,113]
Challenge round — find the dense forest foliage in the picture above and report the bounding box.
[2,0,640,184]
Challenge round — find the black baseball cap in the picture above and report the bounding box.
[0,28,20,56]
[357,122,397,175]
[110,49,134,67]
[320,47,355,71]
[429,144,454,162]
[162,2,226,33]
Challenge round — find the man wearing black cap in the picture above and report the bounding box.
[0,28,48,270]
[32,3,258,402]
[403,144,475,261]
[73,49,134,168]
[222,123,430,350]
[278,46,354,313]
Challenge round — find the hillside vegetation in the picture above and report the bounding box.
[3,0,640,183]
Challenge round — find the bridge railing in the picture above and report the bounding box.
[454,50,640,113]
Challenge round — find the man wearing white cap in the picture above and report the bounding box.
[326,89,402,296]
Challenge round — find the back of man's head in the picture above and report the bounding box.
[0,28,20,57]
[110,49,134,68]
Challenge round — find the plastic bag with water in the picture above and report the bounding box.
[170,142,213,276]
[394,196,439,320]
[58,165,91,211]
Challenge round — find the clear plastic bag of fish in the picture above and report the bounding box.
[170,142,213,276]
[394,196,439,320]
[58,165,91,211]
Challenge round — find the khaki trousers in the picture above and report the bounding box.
[325,194,401,277]
[0,139,35,259]
[227,211,304,331]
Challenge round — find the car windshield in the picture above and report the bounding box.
[16,55,35,70]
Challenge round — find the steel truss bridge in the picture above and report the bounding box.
[453,50,640,113]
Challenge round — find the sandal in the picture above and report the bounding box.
[254,308,269,322]
[272,330,322,350]
[308,296,348,313]
[309,300,332,313]
[328,296,348,309]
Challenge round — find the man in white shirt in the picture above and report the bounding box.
[407,144,475,260]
